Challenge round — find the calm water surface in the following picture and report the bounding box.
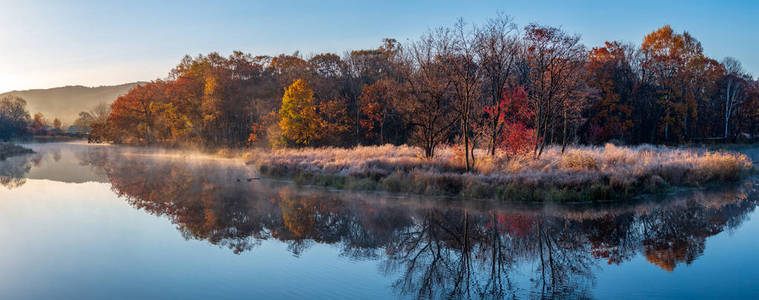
[1,142,758,299]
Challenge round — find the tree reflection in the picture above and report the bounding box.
[639,198,754,271]
[76,148,758,299]
[0,153,41,188]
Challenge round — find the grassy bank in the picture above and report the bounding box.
[0,143,34,160]
[245,144,753,202]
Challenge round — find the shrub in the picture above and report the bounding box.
[561,151,599,170]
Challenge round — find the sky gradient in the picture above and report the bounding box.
[1,0,757,93]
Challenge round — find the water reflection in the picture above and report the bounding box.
[0,143,109,186]
[0,144,754,298]
[40,144,753,299]
[0,152,41,188]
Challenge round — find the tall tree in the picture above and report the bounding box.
[0,96,30,140]
[399,29,459,158]
[109,82,165,144]
[52,118,62,131]
[585,41,635,142]
[359,79,400,145]
[278,79,322,146]
[476,13,521,156]
[523,24,586,157]
[443,19,483,171]
[641,25,705,143]
[721,57,747,139]
[346,40,401,144]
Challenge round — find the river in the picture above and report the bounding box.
[0,142,757,299]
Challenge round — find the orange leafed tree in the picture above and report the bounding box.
[586,41,634,142]
[278,79,322,147]
[109,82,166,144]
[359,79,396,144]
[641,25,706,142]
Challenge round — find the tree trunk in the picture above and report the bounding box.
[356,102,360,145]
[561,106,567,153]
[464,114,471,172]
[380,112,385,145]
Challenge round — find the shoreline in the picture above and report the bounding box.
[0,143,34,161]
[41,140,753,202]
[246,144,754,202]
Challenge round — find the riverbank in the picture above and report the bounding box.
[0,143,34,160]
[245,144,753,202]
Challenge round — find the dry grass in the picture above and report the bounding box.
[246,143,753,202]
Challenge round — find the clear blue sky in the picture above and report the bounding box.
[1,0,757,92]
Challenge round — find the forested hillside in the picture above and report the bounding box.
[0,82,142,124]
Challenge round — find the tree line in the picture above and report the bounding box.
[0,96,71,140]
[79,15,758,164]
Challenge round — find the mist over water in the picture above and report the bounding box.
[1,142,758,299]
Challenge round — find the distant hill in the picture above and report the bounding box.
[0,82,143,124]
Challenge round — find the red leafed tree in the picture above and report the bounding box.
[488,211,535,238]
[109,82,165,144]
[359,79,394,144]
[482,84,535,156]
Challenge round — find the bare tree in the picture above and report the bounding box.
[398,29,459,158]
[523,24,586,157]
[476,13,521,156]
[722,57,745,139]
[442,19,482,171]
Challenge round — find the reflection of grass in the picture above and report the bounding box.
[246,144,753,202]
[0,143,34,160]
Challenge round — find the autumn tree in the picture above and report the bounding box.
[359,79,402,145]
[167,52,275,146]
[585,41,635,142]
[74,103,112,142]
[92,16,759,150]
[74,103,110,130]
[736,80,759,136]
[317,98,351,146]
[278,79,322,147]
[100,52,280,146]
[641,25,706,143]
[271,53,313,88]
[0,96,30,140]
[108,82,164,144]
[523,24,586,157]
[346,39,401,144]
[481,85,534,156]
[475,13,521,156]
[28,112,49,135]
[690,56,725,139]
[399,29,459,158]
[32,112,47,128]
[307,53,354,146]
[308,53,348,103]
[52,118,62,131]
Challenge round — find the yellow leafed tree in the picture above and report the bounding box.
[278,79,322,147]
